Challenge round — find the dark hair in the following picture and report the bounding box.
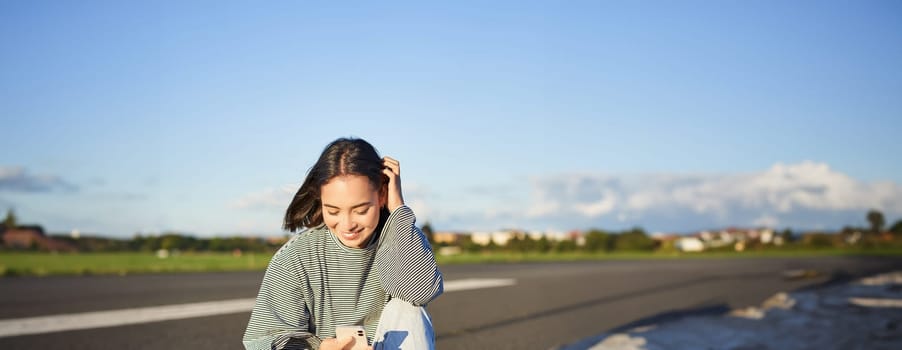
[283,137,387,232]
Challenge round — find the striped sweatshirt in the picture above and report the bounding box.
[243,205,443,350]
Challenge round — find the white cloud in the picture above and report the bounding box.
[230,185,297,210]
[234,162,902,233]
[526,199,561,218]
[0,166,77,193]
[753,214,780,228]
[520,161,902,231]
[572,189,617,217]
[403,183,445,225]
[407,197,434,224]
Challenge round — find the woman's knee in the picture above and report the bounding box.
[380,298,432,326]
[375,298,435,349]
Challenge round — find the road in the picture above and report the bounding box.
[1,256,899,349]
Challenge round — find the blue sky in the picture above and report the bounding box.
[2,1,901,237]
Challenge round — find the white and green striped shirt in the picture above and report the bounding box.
[243,205,443,350]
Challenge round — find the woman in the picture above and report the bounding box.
[243,138,443,350]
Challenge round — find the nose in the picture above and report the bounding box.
[339,214,356,231]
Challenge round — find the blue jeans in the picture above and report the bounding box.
[373,298,435,350]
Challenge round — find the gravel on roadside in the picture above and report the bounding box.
[559,271,902,350]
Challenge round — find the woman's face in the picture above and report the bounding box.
[320,174,385,248]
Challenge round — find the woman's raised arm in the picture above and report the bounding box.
[375,205,444,305]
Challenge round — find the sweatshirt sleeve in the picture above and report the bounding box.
[375,205,444,306]
[243,252,322,350]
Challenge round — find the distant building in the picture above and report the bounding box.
[526,230,545,241]
[675,237,705,252]
[437,246,462,256]
[542,230,571,242]
[433,231,465,245]
[469,232,492,246]
[568,230,585,246]
[471,230,517,246]
[692,227,782,250]
[1,225,77,252]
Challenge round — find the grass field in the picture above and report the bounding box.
[434,247,902,264]
[2,247,900,277]
[0,252,271,277]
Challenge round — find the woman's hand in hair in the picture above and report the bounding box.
[382,156,404,212]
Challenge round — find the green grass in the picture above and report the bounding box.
[2,247,900,277]
[434,247,902,264]
[0,252,272,277]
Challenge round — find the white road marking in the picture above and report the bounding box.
[443,278,517,292]
[848,297,902,308]
[0,298,256,338]
[0,278,515,338]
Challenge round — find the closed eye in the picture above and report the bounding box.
[322,201,372,215]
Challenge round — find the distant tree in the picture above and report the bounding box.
[504,232,536,252]
[129,235,144,251]
[209,237,226,251]
[141,236,162,251]
[420,222,435,245]
[780,229,794,244]
[613,227,655,251]
[160,234,184,251]
[3,208,17,229]
[536,236,552,253]
[583,229,611,252]
[505,234,522,252]
[890,219,902,235]
[554,239,577,253]
[458,235,482,253]
[803,233,835,248]
[840,226,859,235]
[867,209,885,234]
[485,239,498,252]
[518,234,537,252]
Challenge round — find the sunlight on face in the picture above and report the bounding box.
[320,175,384,248]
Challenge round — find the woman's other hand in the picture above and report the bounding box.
[382,156,404,212]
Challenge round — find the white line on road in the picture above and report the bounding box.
[0,278,515,338]
[848,297,902,308]
[444,278,516,292]
[0,298,256,338]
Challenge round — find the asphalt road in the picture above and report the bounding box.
[1,256,900,349]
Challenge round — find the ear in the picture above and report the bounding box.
[378,182,388,208]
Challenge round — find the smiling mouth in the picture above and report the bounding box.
[341,231,362,241]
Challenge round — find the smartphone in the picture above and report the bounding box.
[335,325,369,350]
